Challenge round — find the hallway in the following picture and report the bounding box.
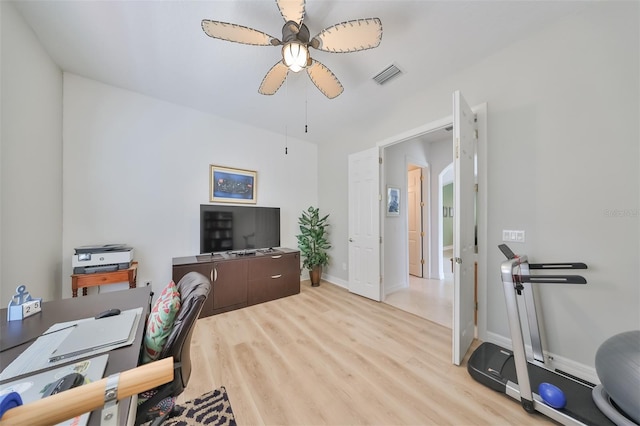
[384,275,453,328]
[384,249,454,328]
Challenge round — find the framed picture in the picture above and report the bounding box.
[387,186,400,216]
[210,165,257,204]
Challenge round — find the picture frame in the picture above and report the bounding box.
[387,186,400,216]
[210,165,257,204]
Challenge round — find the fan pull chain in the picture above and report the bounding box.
[285,75,289,155]
[305,78,309,133]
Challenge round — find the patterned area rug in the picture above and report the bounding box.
[164,386,237,426]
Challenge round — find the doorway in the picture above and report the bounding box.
[383,128,455,328]
[347,94,487,364]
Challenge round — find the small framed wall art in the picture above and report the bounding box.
[387,186,400,216]
[210,165,257,204]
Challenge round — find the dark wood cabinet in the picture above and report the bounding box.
[248,252,300,305]
[172,249,300,318]
[212,259,248,314]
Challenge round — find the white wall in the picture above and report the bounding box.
[319,3,639,367]
[62,74,317,299]
[1,1,63,305]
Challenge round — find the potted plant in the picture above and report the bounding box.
[296,206,331,287]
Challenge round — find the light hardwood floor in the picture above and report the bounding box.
[384,275,453,328]
[182,280,553,425]
[383,249,454,328]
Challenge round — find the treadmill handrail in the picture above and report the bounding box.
[500,257,588,285]
[501,257,535,410]
[529,262,588,270]
[520,275,587,284]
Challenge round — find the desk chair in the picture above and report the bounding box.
[135,272,211,426]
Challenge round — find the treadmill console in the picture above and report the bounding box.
[498,244,517,260]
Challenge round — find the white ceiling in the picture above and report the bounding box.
[12,0,590,144]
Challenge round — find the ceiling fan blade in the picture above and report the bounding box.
[311,18,383,52]
[259,62,290,95]
[202,20,280,46]
[306,60,343,99]
[276,0,306,25]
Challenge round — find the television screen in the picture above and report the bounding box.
[200,205,280,253]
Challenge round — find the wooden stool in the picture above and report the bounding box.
[71,261,138,297]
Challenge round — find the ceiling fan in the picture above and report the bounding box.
[201,0,383,99]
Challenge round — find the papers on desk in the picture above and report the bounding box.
[0,354,108,426]
[0,308,142,381]
[49,309,137,362]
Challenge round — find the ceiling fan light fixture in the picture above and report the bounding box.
[282,41,309,72]
[202,3,382,99]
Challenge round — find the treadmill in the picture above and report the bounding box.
[467,245,614,426]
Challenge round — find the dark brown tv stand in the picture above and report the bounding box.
[172,248,300,318]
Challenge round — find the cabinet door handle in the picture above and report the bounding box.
[271,255,282,259]
[271,274,282,279]
[212,267,217,282]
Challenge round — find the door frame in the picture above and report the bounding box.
[378,103,488,343]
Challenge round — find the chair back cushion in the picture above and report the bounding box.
[142,281,181,363]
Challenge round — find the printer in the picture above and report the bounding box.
[72,244,134,274]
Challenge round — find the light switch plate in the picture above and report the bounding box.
[502,229,525,242]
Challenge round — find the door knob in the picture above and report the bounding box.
[455,257,462,264]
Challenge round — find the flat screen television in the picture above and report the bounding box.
[200,204,281,254]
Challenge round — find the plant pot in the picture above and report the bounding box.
[309,266,322,287]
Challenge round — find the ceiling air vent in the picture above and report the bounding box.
[373,64,403,85]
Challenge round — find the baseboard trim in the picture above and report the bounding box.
[321,274,405,302]
[485,332,598,384]
[320,273,347,289]
[384,282,406,296]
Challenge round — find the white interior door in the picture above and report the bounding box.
[348,147,381,301]
[408,168,423,277]
[452,90,477,365]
